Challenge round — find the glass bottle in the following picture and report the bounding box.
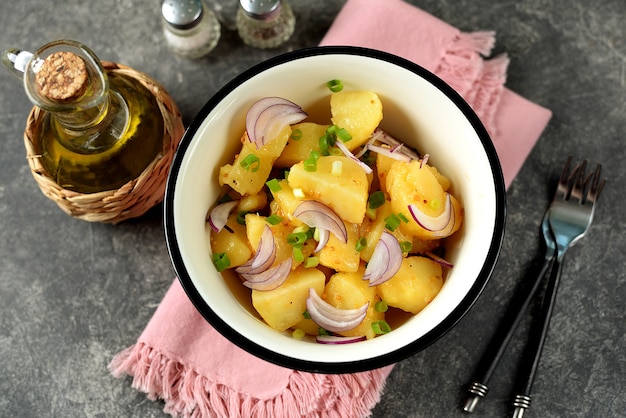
[2,40,165,194]
[162,0,221,59]
[236,0,295,49]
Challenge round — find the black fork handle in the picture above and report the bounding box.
[510,256,564,418]
[462,255,555,413]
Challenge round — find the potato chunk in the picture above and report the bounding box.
[219,127,290,195]
[376,256,443,314]
[386,160,462,239]
[274,122,329,167]
[268,179,304,224]
[324,268,384,340]
[209,213,252,268]
[330,91,383,149]
[287,156,370,224]
[318,221,361,273]
[245,213,315,268]
[252,267,326,331]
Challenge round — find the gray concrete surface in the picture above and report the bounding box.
[0,1,624,417]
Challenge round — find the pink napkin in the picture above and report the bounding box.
[109,0,552,417]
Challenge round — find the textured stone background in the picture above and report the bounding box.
[0,1,624,417]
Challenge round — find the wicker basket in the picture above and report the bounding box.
[23,61,185,224]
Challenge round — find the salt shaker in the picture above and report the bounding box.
[236,0,295,49]
[162,0,221,59]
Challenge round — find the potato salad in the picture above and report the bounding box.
[209,81,463,343]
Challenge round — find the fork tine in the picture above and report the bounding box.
[559,159,583,201]
[570,160,587,203]
[555,157,574,200]
[587,163,606,203]
[558,156,572,185]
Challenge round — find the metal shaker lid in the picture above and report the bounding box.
[162,0,204,30]
[239,0,281,20]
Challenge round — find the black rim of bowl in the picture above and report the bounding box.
[164,45,507,374]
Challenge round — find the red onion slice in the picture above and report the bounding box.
[235,225,276,275]
[315,335,367,344]
[242,258,292,291]
[334,140,373,174]
[425,251,454,269]
[306,288,369,333]
[314,228,330,253]
[207,200,239,233]
[371,128,419,160]
[245,97,307,148]
[292,201,348,243]
[367,144,412,163]
[363,231,403,286]
[407,193,452,232]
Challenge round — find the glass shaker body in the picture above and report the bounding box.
[236,0,295,49]
[162,0,221,59]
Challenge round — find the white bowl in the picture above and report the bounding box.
[164,46,506,373]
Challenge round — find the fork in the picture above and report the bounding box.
[510,158,606,418]
[463,161,568,413]
[462,209,556,413]
[462,158,606,415]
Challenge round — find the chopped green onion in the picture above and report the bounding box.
[293,246,304,262]
[266,178,282,193]
[368,191,385,210]
[319,134,333,155]
[326,79,344,92]
[290,129,303,141]
[303,161,317,173]
[313,227,320,241]
[398,213,410,223]
[292,225,310,235]
[429,198,442,210]
[304,256,320,268]
[355,237,367,252]
[384,213,402,231]
[318,327,331,336]
[218,194,233,204]
[374,300,388,313]
[400,241,412,253]
[331,160,343,177]
[303,150,320,172]
[303,310,311,320]
[236,211,248,225]
[212,252,230,272]
[361,150,375,165]
[371,320,392,334]
[336,127,352,143]
[240,153,260,172]
[266,214,283,225]
[287,232,308,246]
[366,205,378,220]
[329,147,343,156]
[292,329,306,339]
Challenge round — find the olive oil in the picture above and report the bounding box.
[39,73,164,193]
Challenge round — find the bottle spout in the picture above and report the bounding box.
[2,48,40,81]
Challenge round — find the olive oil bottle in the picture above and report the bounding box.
[3,40,164,194]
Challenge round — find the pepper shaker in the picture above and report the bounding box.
[236,0,295,49]
[162,0,221,59]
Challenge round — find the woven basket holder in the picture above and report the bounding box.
[23,61,185,224]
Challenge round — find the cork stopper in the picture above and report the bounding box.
[35,51,88,102]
